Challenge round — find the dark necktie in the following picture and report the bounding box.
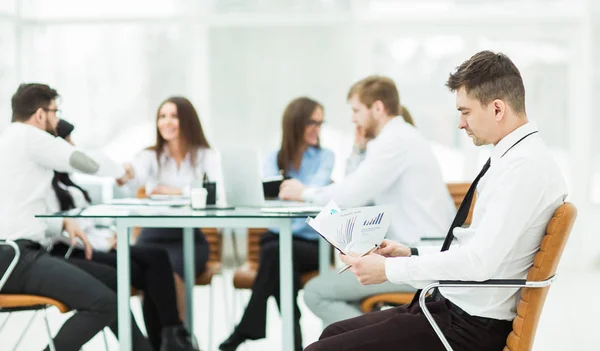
[440,158,491,252]
[409,158,491,305]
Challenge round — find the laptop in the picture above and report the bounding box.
[219,147,322,212]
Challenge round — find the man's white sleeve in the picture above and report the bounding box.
[27,128,124,177]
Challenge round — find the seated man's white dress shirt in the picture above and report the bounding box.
[385,122,568,320]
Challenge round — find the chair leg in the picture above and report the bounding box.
[101,328,109,351]
[43,308,57,351]
[419,286,453,351]
[220,273,233,330]
[0,312,12,333]
[208,282,214,351]
[12,310,39,351]
[231,285,237,326]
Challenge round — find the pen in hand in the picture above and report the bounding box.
[337,244,378,274]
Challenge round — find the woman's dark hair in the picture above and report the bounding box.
[50,119,92,211]
[277,97,323,174]
[150,96,211,166]
[52,172,92,211]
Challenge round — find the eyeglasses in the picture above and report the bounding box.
[306,120,324,127]
[43,108,62,118]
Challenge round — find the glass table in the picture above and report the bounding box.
[38,204,327,351]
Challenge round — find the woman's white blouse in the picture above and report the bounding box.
[126,146,225,205]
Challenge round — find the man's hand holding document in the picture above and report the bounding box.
[306,201,391,274]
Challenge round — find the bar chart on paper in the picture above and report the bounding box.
[364,212,384,226]
[307,203,392,256]
[334,216,357,246]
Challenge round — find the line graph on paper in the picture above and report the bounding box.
[334,216,357,247]
[363,212,384,226]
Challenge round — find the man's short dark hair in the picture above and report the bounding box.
[446,51,526,114]
[11,83,60,122]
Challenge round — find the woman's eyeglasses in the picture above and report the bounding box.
[306,120,324,127]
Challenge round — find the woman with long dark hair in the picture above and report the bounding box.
[220,97,334,351]
[117,96,224,320]
[47,119,198,351]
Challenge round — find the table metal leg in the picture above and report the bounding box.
[116,220,132,351]
[183,226,195,333]
[318,237,329,275]
[278,219,294,351]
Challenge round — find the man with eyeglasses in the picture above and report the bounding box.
[0,83,149,351]
[279,76,455,330]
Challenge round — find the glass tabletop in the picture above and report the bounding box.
[35,204,321,219]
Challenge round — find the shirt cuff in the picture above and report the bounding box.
[385,257,410,285]
[352,144,367,154]
[302,187,318,202]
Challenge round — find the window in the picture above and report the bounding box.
[20,23,195,161]
[20,0,189,19]
[0,22,16,130]
[589,19,600,203]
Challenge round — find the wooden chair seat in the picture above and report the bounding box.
[360,293,414,313]
[300,271,320,287]
[233,263,258,289]
[0,295,70,313]
[196,262,221,286]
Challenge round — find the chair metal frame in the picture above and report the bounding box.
[419,277,555,351]
[0,239,109,351]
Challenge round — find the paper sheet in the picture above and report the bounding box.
[306,201,391,255]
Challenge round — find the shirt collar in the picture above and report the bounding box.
[159,145,192,164]
[304,146,318,158]
[376,116,403,136]
[491,121,538,162]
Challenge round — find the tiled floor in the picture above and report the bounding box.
[1,268,597,351]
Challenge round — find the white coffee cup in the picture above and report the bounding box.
[191,187,208,209]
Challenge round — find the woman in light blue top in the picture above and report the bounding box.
[220,97,334,351]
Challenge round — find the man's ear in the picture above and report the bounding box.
[493,99,506,122]
[372,100,385,119]
[33,107,44,122]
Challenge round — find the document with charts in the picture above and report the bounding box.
[306,201,391,256]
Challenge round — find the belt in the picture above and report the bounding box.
[432,293,512,329]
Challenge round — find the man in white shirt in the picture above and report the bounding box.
[279,76,455,327]
[0,83,151,351]
[304,52,568,351]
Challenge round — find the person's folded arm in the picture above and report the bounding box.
[303,142,408,207]
[27,128,124,178]
[385,160,547,288]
